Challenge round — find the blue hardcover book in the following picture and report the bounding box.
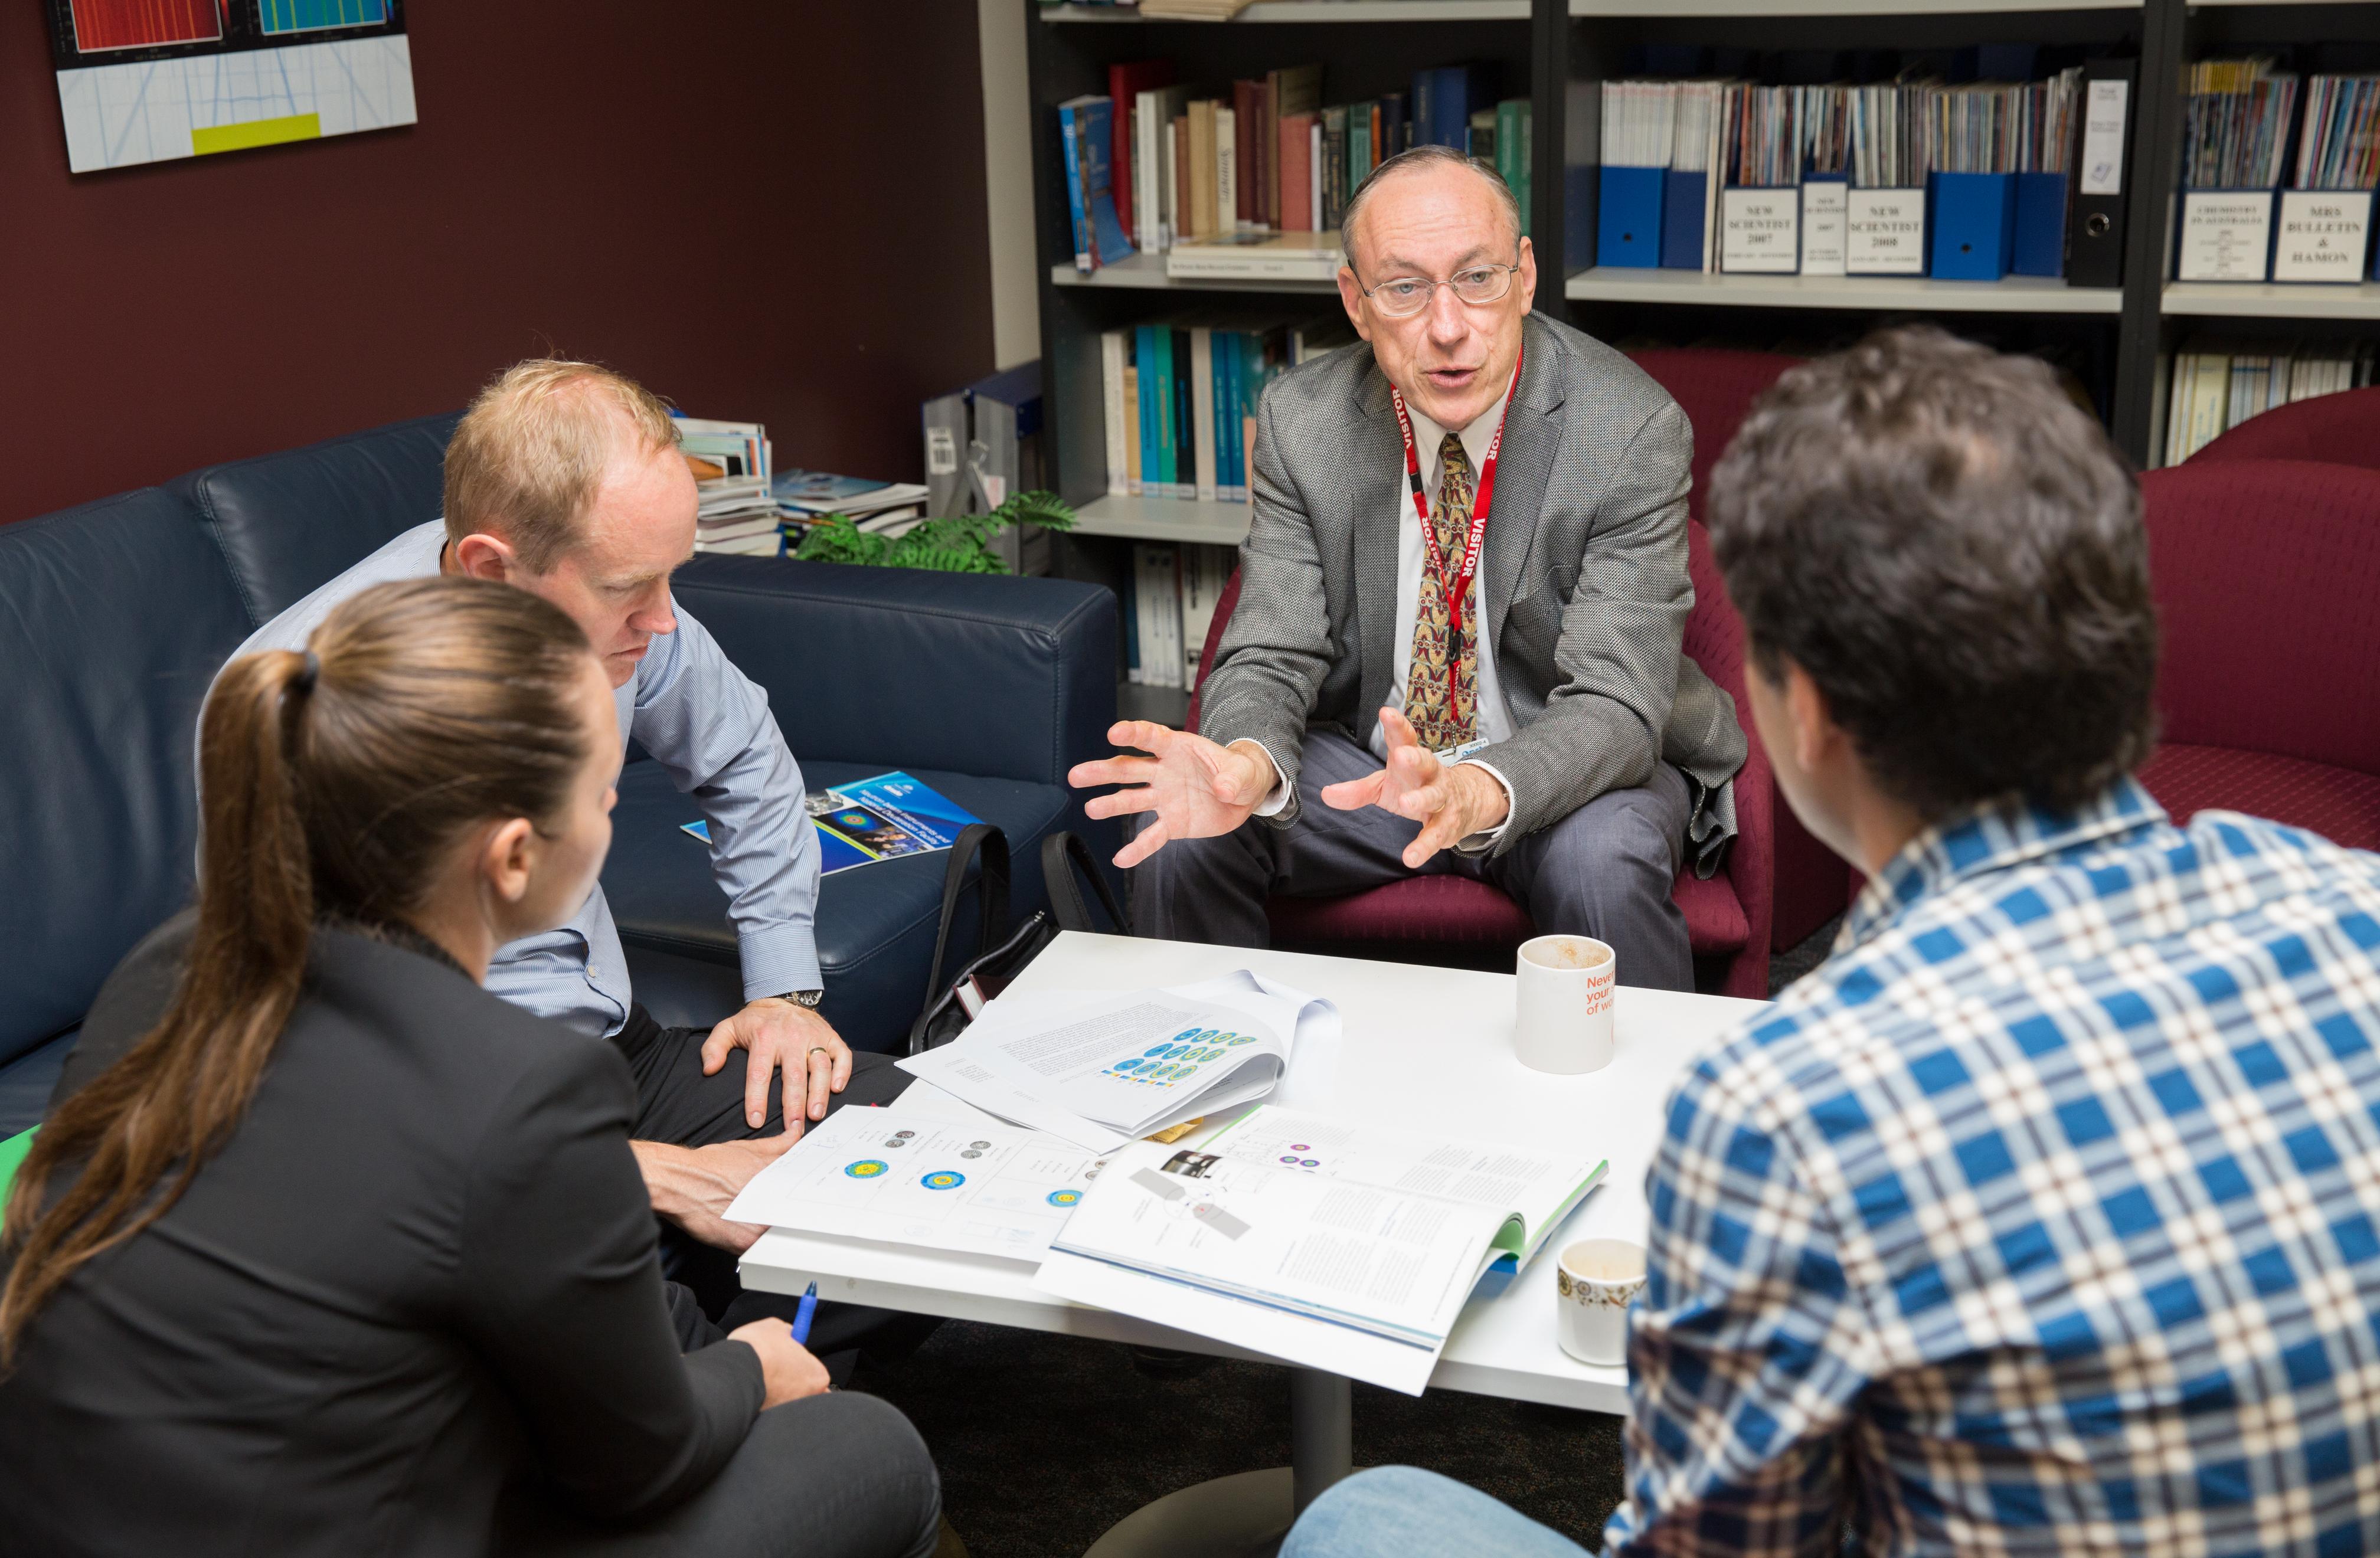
[1136,326,1160,492]
[1929,171,2016,281]
[1413,68,1449,149]
[1077,97,1135,269]
[1598,165,1665,269]
[1058,100,1094,273]
[1221,332,1244,499]
[1660,169,1708,269]
[2011,171,2068,277]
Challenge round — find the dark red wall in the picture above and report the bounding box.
[1,3,997,525]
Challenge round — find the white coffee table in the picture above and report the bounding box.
[741,932,1763,1556]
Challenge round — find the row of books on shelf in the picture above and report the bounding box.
[1127,542,1237,692]
[2162,339,2377,467]
[1097,318,1354,501]
[1059,58,1530,284]
[1588,66,2131,284]
[2175,65,2380,285]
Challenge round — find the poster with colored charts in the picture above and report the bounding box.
[45,0,414,174]
[1103,1027,1263,1089]
[722,1108,1101,1261]
[682,771,983,878]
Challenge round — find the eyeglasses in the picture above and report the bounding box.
[1356,258,1523,319]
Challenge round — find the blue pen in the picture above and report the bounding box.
[790,1281,819,1346]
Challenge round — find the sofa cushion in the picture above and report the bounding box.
[177,411,460,627]
[2137,744,2380,855]
[0,491,255,1068]
[600,759,1074,1053]
[0,1031,75,1139]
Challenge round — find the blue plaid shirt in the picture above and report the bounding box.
[1603,777,2380,1556]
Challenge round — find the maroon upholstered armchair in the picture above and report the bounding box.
[2186,387,2380,472]
[2133,459,2380,852]
[1181,532,1775,998]
[1623,349,1847,954]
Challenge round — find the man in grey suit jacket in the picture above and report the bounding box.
[1070,147,1744,990]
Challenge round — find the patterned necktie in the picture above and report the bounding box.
[1402,431,1479,752]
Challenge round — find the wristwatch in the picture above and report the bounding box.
[775,989,826,1009]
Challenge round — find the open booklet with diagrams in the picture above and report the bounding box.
[1035,1105,1608,1393]
[897,971,1338,1150]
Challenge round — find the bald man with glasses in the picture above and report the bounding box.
[1070,147,1745,991]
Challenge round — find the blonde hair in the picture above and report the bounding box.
[443,359,681,573]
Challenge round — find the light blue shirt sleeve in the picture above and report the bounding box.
[628,603,823,1000]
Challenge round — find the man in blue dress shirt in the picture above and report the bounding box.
[1279,326,2380,1556]
[221,361,907,1323]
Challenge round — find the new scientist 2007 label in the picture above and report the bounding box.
[1722,188,1799,273]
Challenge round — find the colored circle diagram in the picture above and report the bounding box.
[922,1171,966,1190]
[845,1160,889,1179]
[1046,1189,1083,1207]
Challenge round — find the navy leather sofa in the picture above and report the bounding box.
[0,413,1117,1137]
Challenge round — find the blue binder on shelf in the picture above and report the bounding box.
[1928,171,2017,282]
[1660,169,1708,269]
[2011,171,2068,277]
[1598,165,1665,269]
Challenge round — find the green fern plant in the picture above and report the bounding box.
[792,490,1076,574]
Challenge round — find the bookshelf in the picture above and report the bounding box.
[2162,283,2380,320]
[1048,251,1340,292]
[1024,0,2379,713]
[1565,268,2124,310]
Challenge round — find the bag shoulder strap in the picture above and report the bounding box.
[921,823,1011,1013]
[1041,830,1127,935]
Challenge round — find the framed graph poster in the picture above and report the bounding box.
[46,1,416,174]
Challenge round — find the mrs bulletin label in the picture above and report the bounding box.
[2271,190,2374,283]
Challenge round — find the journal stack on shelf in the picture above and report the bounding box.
[1057,58,1531,286]
[1097,318,1352,503]
[2162,340,2376,466]
[1127,542,1237,693]
[677,418,782,557]
[1591,58,2128,287]
[2176,63,2379,286]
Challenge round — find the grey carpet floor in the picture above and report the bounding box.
[857,917,1844,1557]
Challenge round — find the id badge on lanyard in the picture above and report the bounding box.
[1390,346,1524,711]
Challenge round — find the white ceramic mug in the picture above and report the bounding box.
[1555,1237,1646,1366]
[1515,934,1617,1075]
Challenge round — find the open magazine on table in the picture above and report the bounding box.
[1034,1105,1607,1394]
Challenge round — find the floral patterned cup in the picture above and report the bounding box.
[1555,1237,1646,1366]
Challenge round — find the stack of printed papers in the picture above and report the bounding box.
[896,971,1340,1151]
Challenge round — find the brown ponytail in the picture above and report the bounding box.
[0,577,595,1362]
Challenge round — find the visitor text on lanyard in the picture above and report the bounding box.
[1388,347,1525,716]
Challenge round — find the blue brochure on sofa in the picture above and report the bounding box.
[681,771,982,876]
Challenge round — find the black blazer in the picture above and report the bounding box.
[0,914,763,1556]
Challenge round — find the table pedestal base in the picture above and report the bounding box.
[1083,1467,1297,1558]
[1084,1370,1354,1558]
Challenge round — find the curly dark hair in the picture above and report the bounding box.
[1705,325,2158,816]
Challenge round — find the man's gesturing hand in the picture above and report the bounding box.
[1320,707,1511,868]
[702,999,852,1131]
[1068,721,1276,869]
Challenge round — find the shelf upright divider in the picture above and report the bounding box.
[2114,0,2187,465]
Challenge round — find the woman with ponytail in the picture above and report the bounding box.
[0,578,941,1558]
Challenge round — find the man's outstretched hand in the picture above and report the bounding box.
[1068,721,1277,868]
[1319,707,1510,869]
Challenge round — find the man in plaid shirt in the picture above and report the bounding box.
[1281,326,2380,1556]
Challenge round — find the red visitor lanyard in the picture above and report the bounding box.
[1389,346,1524,713]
